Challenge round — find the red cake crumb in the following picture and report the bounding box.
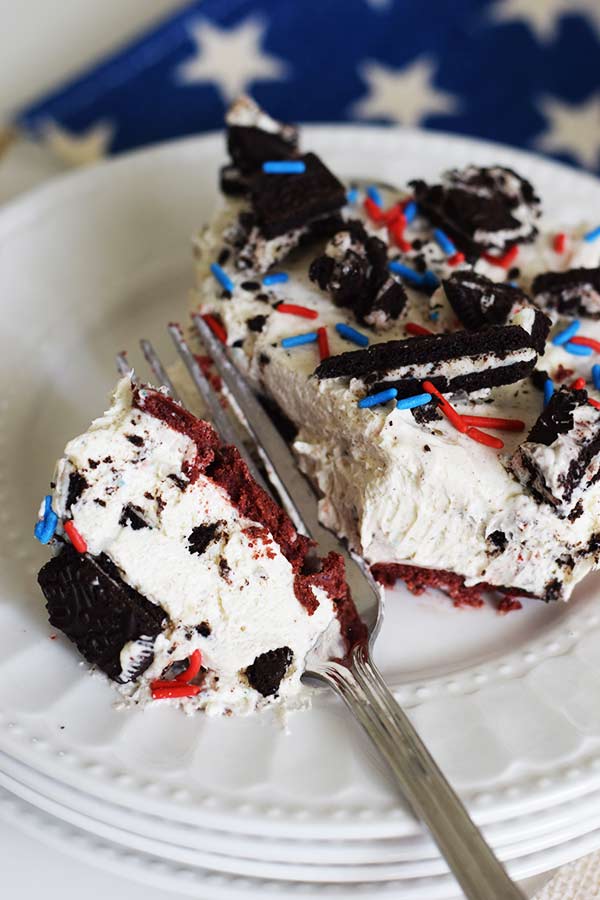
[371,563,525,613]
[497,596,523,615]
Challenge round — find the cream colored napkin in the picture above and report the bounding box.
[533,851,600,898]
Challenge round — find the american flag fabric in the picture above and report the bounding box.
[13,0,600,173]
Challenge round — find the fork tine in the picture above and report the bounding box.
[168,323,273,496]
[191,313,322,541]
[116,352,134,379]
[140,339,180,401]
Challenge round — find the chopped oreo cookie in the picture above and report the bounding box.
[509,387,600,515]
[226,95,298,175]
[412,165,540,257]
[245,646,293,697]
[315,324,542,399]
[66,471,88,511]
[443,271,524,330]
[38,546,166,681]
[309,224,407,329]
[531,268,600,319]
[119,504,148,530]
[250,152,346,239]
[188,522,221,556]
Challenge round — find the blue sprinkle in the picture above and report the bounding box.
[422,270,440,291]
[34,495,58,545]
[366,185,383,207]
[396,392,433,411]
[358,388,398,409]
[543,379,554,407]
[403,201,418,223]
[564,341,593,357]
[210,262,234,293]
[430,310,440,322]
[584,226,600,243]
[552,320,580,346]
[335,323,370,347]
[346,188,359,204]
[263,160,306,174]
[281,332,318,348]
[263,272,288,286]
[593,365,600,391]
[388,260,425,288]
[433,228,456,256]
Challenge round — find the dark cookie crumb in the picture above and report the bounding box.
[188,522,220,556]
[125,434,145,447]
[66,472,88,511]
[246,646,293,696]
[119,504,148,530]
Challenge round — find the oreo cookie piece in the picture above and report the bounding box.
[309,224,407,329]
[509,387,600,515]
[226,95,298,177]
[443,271,524,330]
[219,164,249,197]
[442,272,550,354]
[38,546,166,682]
[531,268,600,319]
[315,324,542,399]
[250,152,346,239]
[412,165,540,257]
[245,646,293,697]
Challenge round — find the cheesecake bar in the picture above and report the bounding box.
[35,377,362,715]
[191,97,600,605]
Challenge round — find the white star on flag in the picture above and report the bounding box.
[489,0,600,43]
[535,93,600,170]
[42,120,114,167]
[175,17,289,103]
[351,57,459,127]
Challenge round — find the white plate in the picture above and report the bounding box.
[2,782,598,900]
[2,127,600,852]
[3,750,600,884]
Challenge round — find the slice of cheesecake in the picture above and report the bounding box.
[190,97,600,605]
[36,377,362,715]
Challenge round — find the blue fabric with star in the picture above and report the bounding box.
[14,0,600,173]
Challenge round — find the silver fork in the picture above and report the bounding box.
[118,323,525,900]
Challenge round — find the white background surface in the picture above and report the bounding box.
[0,2,554,897]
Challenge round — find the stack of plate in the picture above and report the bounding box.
[2,127,600,898]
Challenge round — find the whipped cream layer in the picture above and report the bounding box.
[43,378,346,715]
[191,193,600,603]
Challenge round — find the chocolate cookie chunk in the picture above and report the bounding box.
[315,324,541,398]
[38,546,166,681]
[509,387,600,515]
[226,95,298,176]
[532,268,600,319]
[245,646,293,696]
[250,152,346,239]
[443,271,524,330]
[412,165,540,257]
[309,224,407,328]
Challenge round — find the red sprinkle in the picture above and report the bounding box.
[422,380,467,433]
[64,520,87,554]
[589,398,600,410]
[460,415,525,432]
[466,427,504,449]
[151,683,202,700]
[202,314,227,344]
[276,303,319,320]
[364,196,383,222]
[570,377,586,391]
[482,246,519,269]
[448,252,465,267]
[382,204,404,225]
[569,335,600,353]
[406,322,433,336]
[317,326,330,360]
[389,220,411,251]
[175,649,203,684]
[553,233,567,254]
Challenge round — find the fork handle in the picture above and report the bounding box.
[319,643,525,900]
